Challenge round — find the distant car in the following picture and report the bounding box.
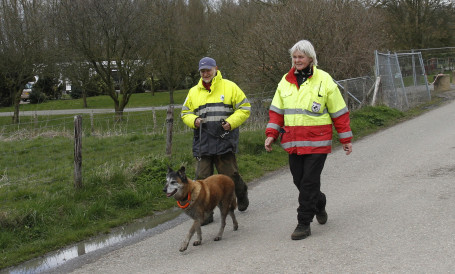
[21,88,32,101]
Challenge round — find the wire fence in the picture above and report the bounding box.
[0,107,270,188]
[403,47,455,76]
[0,75,408,187]
[374,51,431,111]
[2,46,454,187]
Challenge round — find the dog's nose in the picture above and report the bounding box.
[162,186,167,193]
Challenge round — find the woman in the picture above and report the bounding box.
[264,40,353,240]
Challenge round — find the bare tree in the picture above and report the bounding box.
[208,0,263,82]
[148,0,210,104]
[58,0,153,121]
[375,0,455,49]
[226,0,388,94]
[0,0,46,123]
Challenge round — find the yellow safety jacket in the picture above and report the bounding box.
[266,66,352,154]
[181,71,251,156]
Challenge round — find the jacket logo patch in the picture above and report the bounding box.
[312,101,321,112]
[220,95,225,101]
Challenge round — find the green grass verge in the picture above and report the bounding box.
[0,95,448,270]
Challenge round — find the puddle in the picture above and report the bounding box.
[3,208,184,274]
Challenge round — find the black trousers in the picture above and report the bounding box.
[289,153,327,225]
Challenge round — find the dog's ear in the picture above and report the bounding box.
[167,165,173,173]
[177,166,188,183]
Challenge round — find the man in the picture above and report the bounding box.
[181,57,251,224]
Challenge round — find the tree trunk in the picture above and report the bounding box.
[169,88,174,105]
[12,90,22,124]
[114,101,124,122]
[165,105,174,156]
[74,115,83,188]
[82,89,88,108]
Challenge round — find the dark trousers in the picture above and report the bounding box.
[195,152,248,200]
[289,153,327,225]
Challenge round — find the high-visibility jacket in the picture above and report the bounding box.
[266,66,353,155]
[181,70,251,156]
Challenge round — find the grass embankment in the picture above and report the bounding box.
[0,91,446,270]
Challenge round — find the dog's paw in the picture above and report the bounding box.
[214,236,222,241]
[179,243,188,252]
[233,224,238,231]
[193,240,201,246]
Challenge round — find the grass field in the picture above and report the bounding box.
[0,90,189,113]
[0,90,446,270]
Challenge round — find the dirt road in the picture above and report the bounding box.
[49,99,455,273]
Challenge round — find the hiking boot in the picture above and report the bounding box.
[201,212,214,226]
[237,193,249,212]
[291,224,311,240]
[316,209,328,225]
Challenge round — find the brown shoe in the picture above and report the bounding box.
[291,224,311,240]
[316,209,328,225]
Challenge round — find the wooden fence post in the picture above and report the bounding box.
[90,112,95,135]
[152,107,157,133]
[165,105,174,156]
[74,115,83,188]
[372,76,381,106]
[33,113,38,135]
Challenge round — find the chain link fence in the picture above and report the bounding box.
[374,50,431,111]
[335,76,375,111]
[406,47,455,76]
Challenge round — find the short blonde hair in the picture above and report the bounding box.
[289,40,318,67]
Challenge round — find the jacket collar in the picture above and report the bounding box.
[285,66,315,86]
[198,70,223,91]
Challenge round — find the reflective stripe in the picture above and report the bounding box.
[330,106,349,118]
[338,131,353,139]
[238,106,251,111]
[203,116,229,122]
[196,106,233,116]
[281,140,332,149]
[180,111,195,118]
[270,105,284,115]
[266,123,281,131]
[182,106,190,111]
[235,98,250,109]
[284,108,328,117]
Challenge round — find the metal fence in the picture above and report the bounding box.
[374,50,431,111]
[406,47,455,76]
[336,76,375,111]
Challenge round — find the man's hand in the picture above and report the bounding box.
[194,117,202,128]
[343,143,352,155]
[265,137,275,152]
[221,121,231,131]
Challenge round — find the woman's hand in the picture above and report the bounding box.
[265,137,275,152]
[343,143,352,155]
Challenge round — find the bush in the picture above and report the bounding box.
[33,76,63,100]
[29,89,47,104]
[70,85,83,99]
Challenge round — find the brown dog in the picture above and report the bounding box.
[163,166,238,252]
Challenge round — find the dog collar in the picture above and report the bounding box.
[177,192,191,209]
